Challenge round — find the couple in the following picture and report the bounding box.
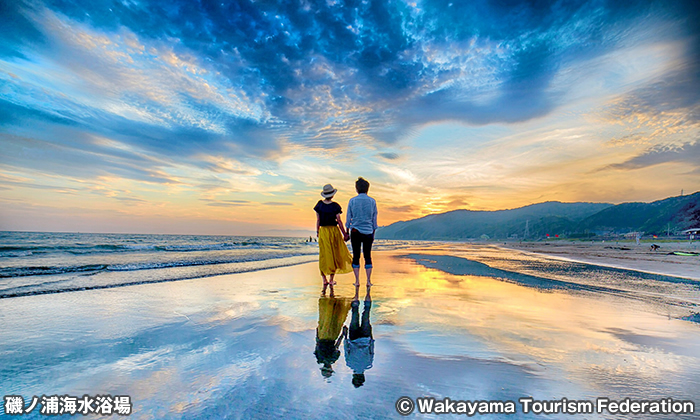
[314,285,374,386]
[314,177,377,288]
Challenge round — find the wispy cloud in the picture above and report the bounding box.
[1,0,699,232]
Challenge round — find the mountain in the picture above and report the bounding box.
[376,192,700,240]
[577,192,700,235]
[376,201,612,240]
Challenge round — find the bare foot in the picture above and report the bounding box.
[354,281,360,286]
[366,280,373,286]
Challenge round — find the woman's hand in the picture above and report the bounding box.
[344,233,350,242]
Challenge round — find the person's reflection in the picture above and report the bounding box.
[343,285,374,387]
[314,295,352,378]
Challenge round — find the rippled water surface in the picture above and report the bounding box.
[1,244,698,419]
[0,231,425,298]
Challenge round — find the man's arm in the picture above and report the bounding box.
[372,200,378,233]
[316,212,320,236]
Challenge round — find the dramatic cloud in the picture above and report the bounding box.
[4,0,699,153]
[1,0,699,233]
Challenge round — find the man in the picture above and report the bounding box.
[342,284,374,388]
[345,177,378,286]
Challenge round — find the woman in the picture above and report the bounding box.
[314,183,353,287]
[314,295,352,378]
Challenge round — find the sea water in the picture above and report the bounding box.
[0,231,426,298]
[1,240,699,419]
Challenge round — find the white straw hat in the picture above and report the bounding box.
[321,184,337,198]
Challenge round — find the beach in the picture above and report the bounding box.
[1,239,699,419]
[502,241,700,281]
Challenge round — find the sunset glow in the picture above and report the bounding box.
[1,0,699,235]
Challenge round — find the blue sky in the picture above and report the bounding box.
[1,0,699,234]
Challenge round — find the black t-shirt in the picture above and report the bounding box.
[314,200,342,226]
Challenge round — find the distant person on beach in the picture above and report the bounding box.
[314,296,352,378]
[342,284,374,387]
[345,177,378,286]
[314,184,353,288]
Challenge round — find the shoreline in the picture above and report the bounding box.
[499,241,700,281]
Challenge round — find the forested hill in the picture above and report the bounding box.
[376,201,612,240]
[577,192,700,235]
[376,192,700,240]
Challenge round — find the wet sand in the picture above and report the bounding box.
[501,241,700,281]
[1,248,698,419]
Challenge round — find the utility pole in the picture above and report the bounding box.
[667,223,671,238]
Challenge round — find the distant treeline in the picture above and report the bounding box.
[376,192,700,240]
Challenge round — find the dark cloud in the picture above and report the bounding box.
[200,198,250,205]
[378,152,400,160]
[606,66,700,126]
[263,202,291,206]
[608,141,700,170]
[1,0,698,164]
[0,99,77,127]
[0,131,180,184]
[206,202,248,207]
[0,1,46,58]
[111,196,147,203]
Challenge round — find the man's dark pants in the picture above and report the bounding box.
[350,229,374,268]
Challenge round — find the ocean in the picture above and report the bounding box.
[2,234,700,419]
[0,231,423,299]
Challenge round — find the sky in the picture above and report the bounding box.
[1,0,699,236]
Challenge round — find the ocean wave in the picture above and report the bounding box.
[0,255,318,299]
[3,251,33,257]
[1,240,312,256]
[0,252,317,278]
[0,264,109,278]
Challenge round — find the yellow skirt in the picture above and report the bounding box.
[318,226,353,275]
[317,296,352,340]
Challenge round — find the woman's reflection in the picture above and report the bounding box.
[314,295,352,378]
[343,285,374,387]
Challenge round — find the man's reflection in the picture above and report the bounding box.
[314,295,352,378]
[343,285,374,387]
